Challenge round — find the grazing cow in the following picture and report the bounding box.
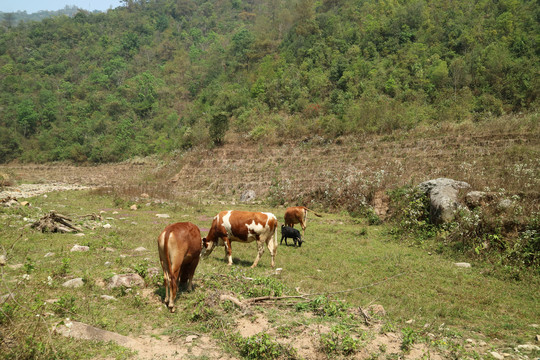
[284,206,322,237]
[280,225,303,247]
[157,222,202,313]
[202,210,278,268]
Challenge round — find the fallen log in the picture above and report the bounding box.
[32,211,83,233]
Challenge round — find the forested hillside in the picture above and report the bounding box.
[0,0,538,163]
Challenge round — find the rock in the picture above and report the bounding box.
[156,214,170,218]
[454,262,471,268]
[55,320,133,346]
[20,201,29,206]
[372,190,390,219]
[536,334,540,342]
[417,178,470,225]
[489,351,504,360]
[134,247,147,252]
[465,191,489,208]
[130,205,138,210]
[62,278,84,288]
[103,223,112,229]
[74,233,85,237]
[100,295,116,301]
[498,199,513,210]
[239,190,256,203]
[44,252,55,257]
[8,263,23,270]
[0,255,5,266]
[70,245,89,252]
[107,274,145,289]
[515,344,540,352]
[141,193,150,198]
[147,267,160,277]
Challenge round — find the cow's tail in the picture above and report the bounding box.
[163,229,174,279]
[304,207,322,217]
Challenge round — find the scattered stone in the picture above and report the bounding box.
[100,295,116,301]
[141,193,150,198]
[74,233,85,237]
[515,344,540,352]
[465,191,490,208]
[20,201,29,206]
[536,334,540,342]
[239,190,256,203]
[0,255,5,266]
[454,262,471,268]
[45,299,59,304]
[103,223,112,229]
[405,319,414,324]
[489,351,504,360]
[62,278,84,288]
[134,247,147,252]
[156,214,170,218]
[498,199,513,210]
[478,340,487,346]
[44,252,55,257]
[130,205,138,210]
[112,211,119,214]
[107,274,145,289]
[104,247,115,252]
[372,190,390,219]
[70,245,89,252]
[147,267,160,277]
[55,320,132,346]
[8,263,23,270]
[104,261,112,266]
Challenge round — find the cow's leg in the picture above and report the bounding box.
[266,234,278,268]
[223,236,233,265]
[159,257,170,306]
[280,234,284,245]
[181,257,199,292]
[251,239,266,268]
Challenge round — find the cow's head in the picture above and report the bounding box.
[200,237,216,257]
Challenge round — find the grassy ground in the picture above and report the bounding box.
[1,188,539,359]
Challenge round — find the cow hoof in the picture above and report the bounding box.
[169,307,175,313]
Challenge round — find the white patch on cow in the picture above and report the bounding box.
[262,212,276,226]
[221,210,233,233]
[245,220,265,240]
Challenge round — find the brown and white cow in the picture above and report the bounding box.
[284,206,322,237]
[202,210,278,268]
[157,222,202,313]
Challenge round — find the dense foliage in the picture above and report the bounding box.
[0,0,538,163]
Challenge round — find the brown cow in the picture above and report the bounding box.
[202,210,278,268]
[157,222,202,313]
[284,206,322,237]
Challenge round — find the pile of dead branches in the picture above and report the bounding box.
[31,211,83,233]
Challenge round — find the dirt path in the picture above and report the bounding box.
[0,183,92,199]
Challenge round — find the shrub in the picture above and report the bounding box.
[320,324,362,356]
[235,333,298,360]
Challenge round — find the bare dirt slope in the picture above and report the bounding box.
[2,128,537,203]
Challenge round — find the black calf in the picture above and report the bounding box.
[280,225,303,247]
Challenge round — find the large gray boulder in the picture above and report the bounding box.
[239,190,256,203]
[418,178,470,225]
